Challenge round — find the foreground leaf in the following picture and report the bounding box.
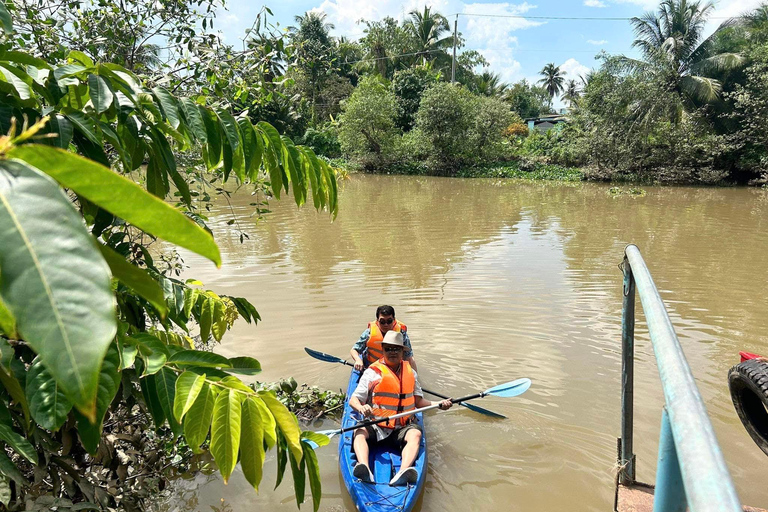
[240,397,265,491]
[97,244,168,318]
[155,367,182,436]
[8,145,221,267]
[210,389,241,483]
[26,357,73,431]
[259,391,303,463]
[74,343,120,453]
[0,160,116,416]
[303,442,322,512]
[174,371,205,422]
[183,382,215,452]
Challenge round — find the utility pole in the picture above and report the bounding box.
[451,15,457,84]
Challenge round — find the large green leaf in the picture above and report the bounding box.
[0,451,25,485]
[131,333,168,376]
[215,109,244,181]
[199,297,213,343]
[179,98,206,144]
[0,65,31,100]
[26,357,73,431]
[224,356,261,375]
[152,87,181,130]
[288,439,306,507]
[256,122,287,198]
[155,367,181,436]
[259,391,302,463]
[199,106,221,171]
[0,297,15,338]
[8,145,221,267]
[97,244,168,318]
[240,397,265,491]
[168,350,231,368]
[0,160,116,416]
[88,74,114,114]
[173,371,205,422]
[183,382,215,452]
[74,343,120,453]
[42,115,73,150]
[0,402,35,464]
[252,397,276,448]
[210,388,241,483]
[0,2,12,36]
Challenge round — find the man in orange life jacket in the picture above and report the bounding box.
[350,305,418,372]
[349,330,452,486]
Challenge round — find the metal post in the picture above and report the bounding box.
[451,15,457,83]
[653,408,687,512]
[620,257,636,484]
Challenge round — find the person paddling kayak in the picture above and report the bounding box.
[348,330,451,486]
[351,305,418,371]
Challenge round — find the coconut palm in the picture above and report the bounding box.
[405,6,454,65]
[475,70,508,97]
[537,63,566,105]
[563,79,580,107]
[622,0,743,105]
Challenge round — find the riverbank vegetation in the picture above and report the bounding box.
[279,1,768,185]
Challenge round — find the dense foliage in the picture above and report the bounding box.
[0,2,338,510]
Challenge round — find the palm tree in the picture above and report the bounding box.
[405,7,454,65]
[563,79,580,107]
[623,0,743,105]
[537,63,566,106]
[475,70,508,97]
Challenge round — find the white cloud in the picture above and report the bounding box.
[559,58,590,82]
[704,0,764,37]
[586,39,607,45]
[583,0,606,7]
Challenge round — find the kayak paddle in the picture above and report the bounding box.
[314,378,531,441]
[304,347,508,419]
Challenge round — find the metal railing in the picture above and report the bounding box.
[618,244,742,512]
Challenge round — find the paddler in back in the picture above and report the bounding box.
[348,330,451,486]
[350,305,418,371]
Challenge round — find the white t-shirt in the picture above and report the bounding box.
[351,365,424,441]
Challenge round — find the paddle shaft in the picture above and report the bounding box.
[311,350,483,410]
[340,391,485,434]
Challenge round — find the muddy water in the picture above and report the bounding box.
[156,176,768,512]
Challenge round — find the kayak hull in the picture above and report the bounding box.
[339,369,427,512]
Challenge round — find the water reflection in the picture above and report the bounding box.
[157,176,768,511]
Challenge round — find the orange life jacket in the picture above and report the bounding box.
[366,321,407,364]
[370,360,416,429]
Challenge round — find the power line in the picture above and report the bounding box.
[451,12,733,21]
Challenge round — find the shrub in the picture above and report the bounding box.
[470,96,517,162]
[299,124,341,158]
[504,122,529,139]
[392,67,440,131]
[338,75,400,169]
[414,83,477,172]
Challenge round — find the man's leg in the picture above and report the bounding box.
[399,427,422,469]
[353,427,370,469]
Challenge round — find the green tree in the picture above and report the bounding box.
[405,6,454,65]
[391,67,440,131]
[414,83,477,172]
[474,70,508,97]
[563,79,581,107]
[503,79,551,118]
[290,11,336,123]
[338,76,400,168]
[0,6,337,510]
[537,63,566,106]
[623,0,744,107]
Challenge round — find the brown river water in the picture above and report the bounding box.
[154,175,768,512]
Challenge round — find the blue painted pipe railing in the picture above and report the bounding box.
[619,245,742,512]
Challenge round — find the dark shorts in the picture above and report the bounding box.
[363,423,422,449]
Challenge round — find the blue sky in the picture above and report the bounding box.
[214,0,760,90]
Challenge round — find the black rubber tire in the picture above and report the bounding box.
[728,358,768,456]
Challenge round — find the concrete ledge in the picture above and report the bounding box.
[616,483,767,512]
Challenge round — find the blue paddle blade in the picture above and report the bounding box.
[305,347,346,364]
[484,378,531,398]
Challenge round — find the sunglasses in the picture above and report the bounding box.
[383,345,403,353]
[378,317,395,325]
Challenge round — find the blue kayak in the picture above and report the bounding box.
[339,369,427,512]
